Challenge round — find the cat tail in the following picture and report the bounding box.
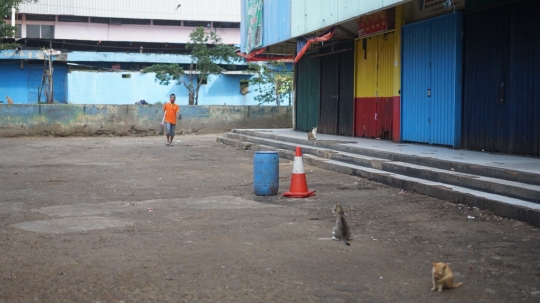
[450,282,463,288]
[338,216,350,246]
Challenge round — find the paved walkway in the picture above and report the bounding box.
[250,128,540,176]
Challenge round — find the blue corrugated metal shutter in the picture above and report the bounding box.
[463,0,540,157]
[402,21,432,144]
[508,0,540,157]
[462,6,508,153]
[402,12,463,147]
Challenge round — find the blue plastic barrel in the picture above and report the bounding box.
[253,151,279,196]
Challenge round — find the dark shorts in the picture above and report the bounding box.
[166,122,176,135]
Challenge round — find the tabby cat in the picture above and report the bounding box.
[332,203,351,246]
[431,262,463,292]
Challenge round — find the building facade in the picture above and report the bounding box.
[1,0,267,106]
[241,0,540,157]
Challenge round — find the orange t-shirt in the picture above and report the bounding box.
[163,102,180,124]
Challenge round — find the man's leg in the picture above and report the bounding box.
[169,124,176,144]
[166,123,172,145]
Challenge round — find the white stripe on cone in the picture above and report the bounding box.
[292,156,305,174]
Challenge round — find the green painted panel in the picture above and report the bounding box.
[296,53,320,132]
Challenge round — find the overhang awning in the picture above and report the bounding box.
[237,48,293,62]
[293,27,337,63]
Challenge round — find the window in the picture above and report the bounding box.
[153,19,182,26]
[25,14,55,21]
[2,14,22,20]
[41,25,54,38]
[214,22,240,29]
[184,20,210,28]
[27,25,54,39]
[58,15,88,23]
[121,18,151,25]
[90,17,109,24]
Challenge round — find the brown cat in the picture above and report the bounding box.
[5,96,13,105]
[431,262,463,292]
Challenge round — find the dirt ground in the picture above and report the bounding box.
[0,134,539,303]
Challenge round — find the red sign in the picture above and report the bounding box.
[357,8,396,38]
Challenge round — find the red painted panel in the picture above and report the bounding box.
[392,96,400,142]
[355,97,396,139]
[355,97,376,138]
[376,97,393,139]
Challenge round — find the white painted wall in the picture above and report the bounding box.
[18,0,240,22]
[17,21,240,44]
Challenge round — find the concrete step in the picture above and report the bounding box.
[217,134,540,227]
[232,129,540,187]
[382,162,540,204]
[225,132,540,203]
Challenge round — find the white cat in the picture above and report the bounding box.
[308,126,317,140]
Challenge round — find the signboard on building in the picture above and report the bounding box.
[357,8,396,38]
[407,0,465,22]
[246,0,263,54]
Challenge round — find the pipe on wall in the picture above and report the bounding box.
[11,8,16,31]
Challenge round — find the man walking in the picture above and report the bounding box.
[163,94,181,146]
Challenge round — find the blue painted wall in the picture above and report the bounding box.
[69,52,191,65]
[0,61,67,104]
[67,71,261,106]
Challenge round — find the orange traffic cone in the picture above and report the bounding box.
[283,147,316,198]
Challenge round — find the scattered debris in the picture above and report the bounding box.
[468,216,475,219]
[148,208,153,212]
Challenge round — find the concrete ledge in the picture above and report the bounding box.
[0,105,292,137]
[232,129,540,186]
